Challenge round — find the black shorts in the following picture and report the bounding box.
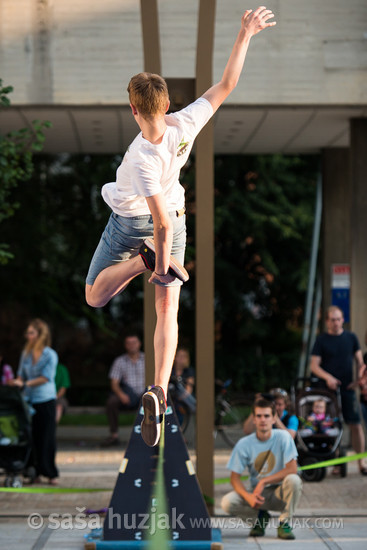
[340,389,360,424]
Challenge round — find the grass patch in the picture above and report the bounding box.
[59,413,135,427]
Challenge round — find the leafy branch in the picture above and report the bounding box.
[0,80,51,263]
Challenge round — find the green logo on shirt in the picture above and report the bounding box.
[177,138,189,157]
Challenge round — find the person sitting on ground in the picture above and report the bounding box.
[101,334,145,447]
[169,347,196,413]
[243,388,299,439]
[222,398,302,540]
[299,398,339,437]
[55,362,71,424]
[171,347,195,393]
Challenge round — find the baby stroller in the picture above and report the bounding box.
[0,386,35,487]
[291,377,346,482]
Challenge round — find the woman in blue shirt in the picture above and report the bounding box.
[10,319,59,484]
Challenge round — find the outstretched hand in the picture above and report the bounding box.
[242,6,276,37]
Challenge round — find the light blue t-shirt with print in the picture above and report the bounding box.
[18,347,58,404]
[227,430,298,489]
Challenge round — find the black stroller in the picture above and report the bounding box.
[291,378,346,482]
[0,386,35,487]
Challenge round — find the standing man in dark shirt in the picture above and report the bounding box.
[310,306,367,475]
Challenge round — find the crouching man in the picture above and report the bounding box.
[221,398,302,540]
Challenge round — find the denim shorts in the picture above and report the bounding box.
[86,211,186,287]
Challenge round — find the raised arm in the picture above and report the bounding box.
[202,6,276,113]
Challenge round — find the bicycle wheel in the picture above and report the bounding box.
[216,398,252,447]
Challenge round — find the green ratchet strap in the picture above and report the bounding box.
[299,451,367,471]
[214,451,367,486]
[1,451,367,493]
[0,487,110,493]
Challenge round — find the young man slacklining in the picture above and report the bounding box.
[85,6,276,446]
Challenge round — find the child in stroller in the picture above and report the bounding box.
[292,380,345,482]
[0,386,35,487]
[299,398,339,437]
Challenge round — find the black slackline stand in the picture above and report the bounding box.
[84,394,222,549]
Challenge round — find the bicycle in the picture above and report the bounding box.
[169,378,252,448]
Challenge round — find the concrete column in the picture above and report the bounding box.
[195,0,216,513]
[350,119,367,349]
[140,0,161,385]
[29,0,53,103]
[321,148,351,330]
[140,0,161,76]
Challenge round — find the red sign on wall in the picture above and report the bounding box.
[331,264,350,289]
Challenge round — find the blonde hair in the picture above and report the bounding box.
[24,318,51,355]
[127,72,169,118]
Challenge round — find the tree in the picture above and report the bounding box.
[0,151,318,402]
[0,80,51,264]
[210,154,318,390]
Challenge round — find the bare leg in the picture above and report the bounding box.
[85,255,147,307]
[153,285,181,396]
[55,404,63,424]
[349,423,366,470]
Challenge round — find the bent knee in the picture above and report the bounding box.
[86,296,106,308]
[85,286,107,308]
[221,491,240,515]
[221,494,232,515]
[284,473,302,488]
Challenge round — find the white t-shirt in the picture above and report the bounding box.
[102,97,214,217]
[227,430,298,488]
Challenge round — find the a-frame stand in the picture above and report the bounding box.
[84,395,222,549]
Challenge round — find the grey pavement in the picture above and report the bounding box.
[0,425,366,549]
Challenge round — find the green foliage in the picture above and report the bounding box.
[0,151,318,401]
[0,80,51,264]
[211,154,318,391]
[0,154,144,394]
[59,412,135,426]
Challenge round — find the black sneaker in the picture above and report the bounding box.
[141,386,167,447]
[249,510,270,537]
[139,238,189,283]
